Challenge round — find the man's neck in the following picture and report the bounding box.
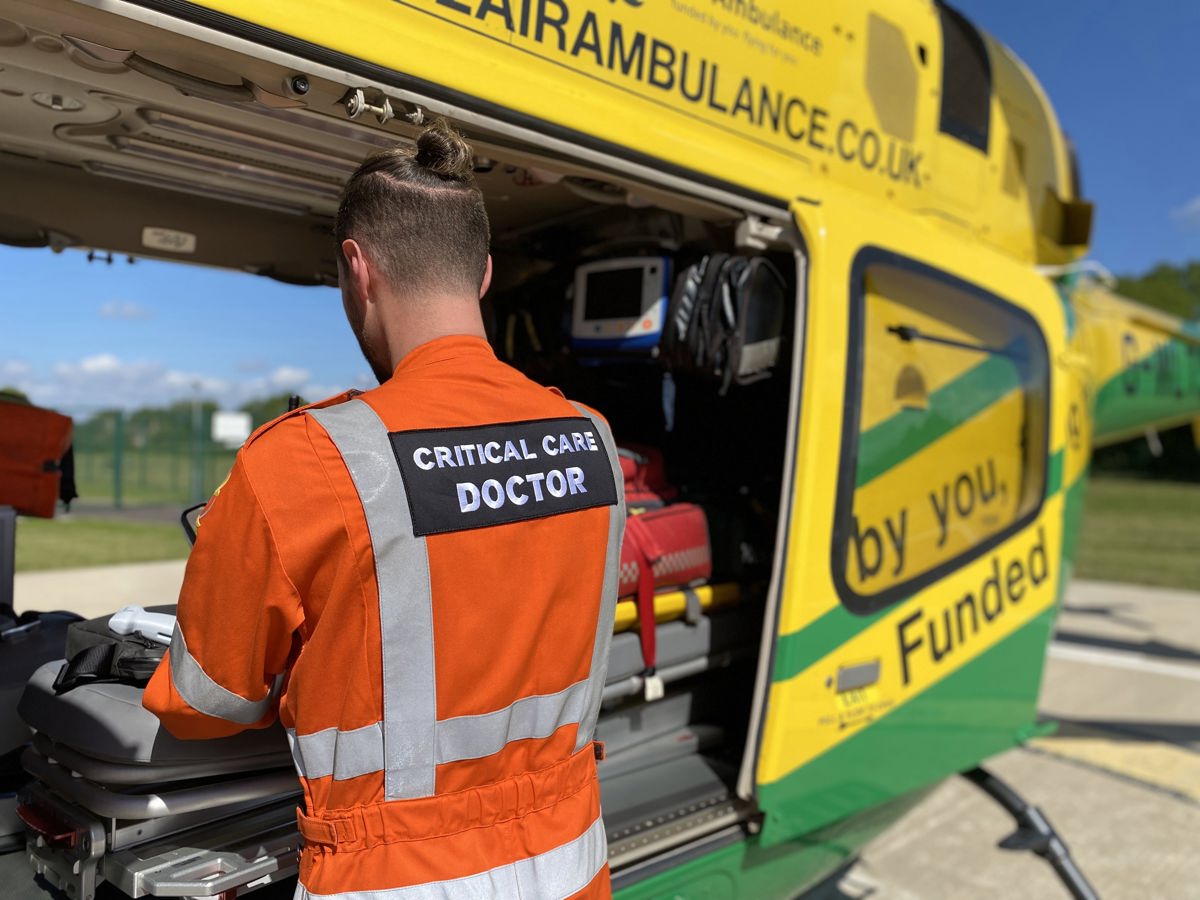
[379,292,488,368]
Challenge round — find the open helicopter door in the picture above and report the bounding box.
[742,197,1069,850]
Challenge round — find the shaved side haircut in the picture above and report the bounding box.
[335,120,490,298]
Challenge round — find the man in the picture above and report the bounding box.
[144,120,625,899]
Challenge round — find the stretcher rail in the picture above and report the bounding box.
[613,583,741,633]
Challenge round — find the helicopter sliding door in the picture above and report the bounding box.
[749,198,1069,847]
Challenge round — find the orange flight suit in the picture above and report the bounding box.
[144,335,625,899]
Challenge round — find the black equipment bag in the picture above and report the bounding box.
[1,606,81,760]
[662,254,787,394]
[51,613,168,694]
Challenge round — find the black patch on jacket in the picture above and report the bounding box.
[390,417,617,536]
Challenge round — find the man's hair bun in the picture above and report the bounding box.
[413,120,475,181]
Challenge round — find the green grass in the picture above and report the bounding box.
[1075,476,1200,590]
[14,517,190,573]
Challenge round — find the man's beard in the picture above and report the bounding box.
[343,284,394,385]
[354,326,394,385]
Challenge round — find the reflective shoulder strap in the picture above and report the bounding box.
[569,403,626,752]
[309,399,437,800]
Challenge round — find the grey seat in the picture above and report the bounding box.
[19,661,290,771]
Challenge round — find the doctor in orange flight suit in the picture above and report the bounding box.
[144,121,625,899]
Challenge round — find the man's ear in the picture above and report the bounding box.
[479,254,493,300]
[341,239,374,306]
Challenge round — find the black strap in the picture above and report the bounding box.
[52,643,117,694]
[689,253,730,373]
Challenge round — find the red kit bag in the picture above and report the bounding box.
[0,403,73,518]
[619,503,712,690]
[618,444,679,509]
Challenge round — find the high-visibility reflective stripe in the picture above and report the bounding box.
[436,677,590,764]
[296,814,606,900]
[288,722,384,781]
[570,403,625,753]
[311,400,437,800]
[168,623,277,725]
[289,679,592,780]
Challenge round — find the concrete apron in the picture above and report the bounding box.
[13,560,185,620]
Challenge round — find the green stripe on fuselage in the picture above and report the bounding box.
[856,355,1021,488]
[772,604,889,683]
[1045,449,1064,498]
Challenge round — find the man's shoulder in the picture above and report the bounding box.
[487,362,611,428]
[241,391,357,457]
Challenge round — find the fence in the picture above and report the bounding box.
[68,406,239,509]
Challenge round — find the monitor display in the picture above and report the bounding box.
[571,256,670,355]
[583,268,647,321]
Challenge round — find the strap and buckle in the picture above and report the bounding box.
[624,515,666,701]
[296,810,352,847]
[52,643,116,694]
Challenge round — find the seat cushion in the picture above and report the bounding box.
[19,661,289,767]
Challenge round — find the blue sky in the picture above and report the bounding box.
[955,0,1200,270]
[0,249,370,413]
[1,2,1197,412]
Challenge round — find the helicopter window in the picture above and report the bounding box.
[832,248,1049,613]
[937,1,992,153]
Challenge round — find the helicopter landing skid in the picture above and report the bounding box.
[962,766,1100,900]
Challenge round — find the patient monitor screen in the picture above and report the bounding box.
[583,268,646,321]
[571,256,668,352]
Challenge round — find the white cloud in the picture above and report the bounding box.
[99,300,154,321]
[33,356,229,411]
[79,353,123,375]
[0,360,30,379]
[268,365,310,391]
[1170,195,1200,231]
[7,354,364,414]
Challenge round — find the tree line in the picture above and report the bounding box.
[1114,260,1200,320]
[0,392,306,453]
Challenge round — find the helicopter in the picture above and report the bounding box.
[0,0,1196,897]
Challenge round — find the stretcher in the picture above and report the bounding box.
[7,584,758,900]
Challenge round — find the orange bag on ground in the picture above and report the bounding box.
[0,402,73,518]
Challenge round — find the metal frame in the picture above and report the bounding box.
[19,779,301,899]
[0,506,15,613]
